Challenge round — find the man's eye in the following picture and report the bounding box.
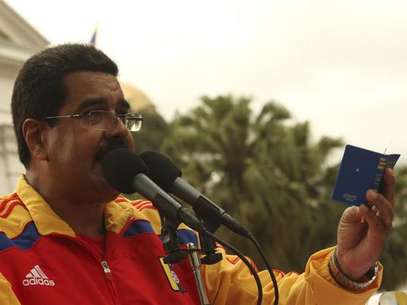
[84,111,105,124]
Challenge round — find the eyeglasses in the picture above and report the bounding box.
[44,110,143,132]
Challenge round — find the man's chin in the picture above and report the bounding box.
[92,180,121,203]
[91,164,118,194]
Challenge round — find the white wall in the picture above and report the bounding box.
[0,67,17,117]
[0,57,24,194]
[0,123,22,194]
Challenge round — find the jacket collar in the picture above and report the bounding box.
[16,176,143,237]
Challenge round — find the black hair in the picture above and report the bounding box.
[11,43,119,168]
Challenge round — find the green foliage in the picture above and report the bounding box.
[380,167,407,290]
[136,95,407,289]
[161,95,343,269]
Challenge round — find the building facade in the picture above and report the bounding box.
[0,0,48,194]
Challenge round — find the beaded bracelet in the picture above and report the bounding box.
[328,250,379,291]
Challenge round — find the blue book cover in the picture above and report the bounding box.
[332,145,400,205]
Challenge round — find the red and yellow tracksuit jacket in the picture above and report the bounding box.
[0,177,381,305]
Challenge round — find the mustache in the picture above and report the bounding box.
[95,137,129,162]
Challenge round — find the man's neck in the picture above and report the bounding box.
[49,200,107,237]
[25,171,107,237]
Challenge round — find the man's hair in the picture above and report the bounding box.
[11,43,119,168]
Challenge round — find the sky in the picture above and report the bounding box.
[5,0,407,164]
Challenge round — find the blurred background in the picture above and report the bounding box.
[0,0,406,297]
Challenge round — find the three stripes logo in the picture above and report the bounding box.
[22,265,55,287]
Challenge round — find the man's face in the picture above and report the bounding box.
[44,71,135,203]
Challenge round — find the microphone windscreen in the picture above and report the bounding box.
[101,148,148,194]
[140,151,181,191]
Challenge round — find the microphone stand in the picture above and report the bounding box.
[159,207,223,305]
[183,207,225,305]
[160,215,211,305]
[186,242,211,305]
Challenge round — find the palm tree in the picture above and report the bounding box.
[141,94,407,289]
[380,166,407,290]
[162,95,343,271]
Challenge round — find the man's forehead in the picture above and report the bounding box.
[61,71,125,111]
[74,97,130,112]
[63,70,120,90]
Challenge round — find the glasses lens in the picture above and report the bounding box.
[81,111,115,131]
[125,114,143,132]
[81,111,142,132]
[85,111,105,125]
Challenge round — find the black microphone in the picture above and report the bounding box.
[101,148,203,232]
[140,151,250,238]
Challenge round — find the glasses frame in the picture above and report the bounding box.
[44,110,143,132]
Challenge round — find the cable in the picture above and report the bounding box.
[203,229,263,305]
[247,232,279,305]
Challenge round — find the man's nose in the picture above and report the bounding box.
[103,116,127,137]
[106,118,135,150]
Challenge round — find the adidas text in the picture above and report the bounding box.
[23,278,55,286]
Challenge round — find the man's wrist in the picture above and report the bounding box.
[328,249,379,291]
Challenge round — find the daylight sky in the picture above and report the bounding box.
[5,0,407,163]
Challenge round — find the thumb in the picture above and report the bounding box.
[337,206,367,252]
[339,206,362,225]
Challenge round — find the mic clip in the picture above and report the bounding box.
[193,207,223,265]
[199,232,223,265]
[160,216,188,264]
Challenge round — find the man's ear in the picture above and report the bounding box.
[22,118,49,161]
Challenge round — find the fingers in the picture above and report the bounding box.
[382,168,395,207]
[360,168,395,232]
[363,190,393,233]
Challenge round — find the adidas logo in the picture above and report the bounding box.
[22,265,55,287]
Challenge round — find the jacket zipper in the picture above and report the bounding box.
[101,260,111,275]
[100,259,121,305]
[58,235,121,305]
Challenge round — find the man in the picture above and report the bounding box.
[0,44,394,305]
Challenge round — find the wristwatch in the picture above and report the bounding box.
[328,249,379,291]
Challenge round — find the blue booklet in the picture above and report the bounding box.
[332,145,400,205]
